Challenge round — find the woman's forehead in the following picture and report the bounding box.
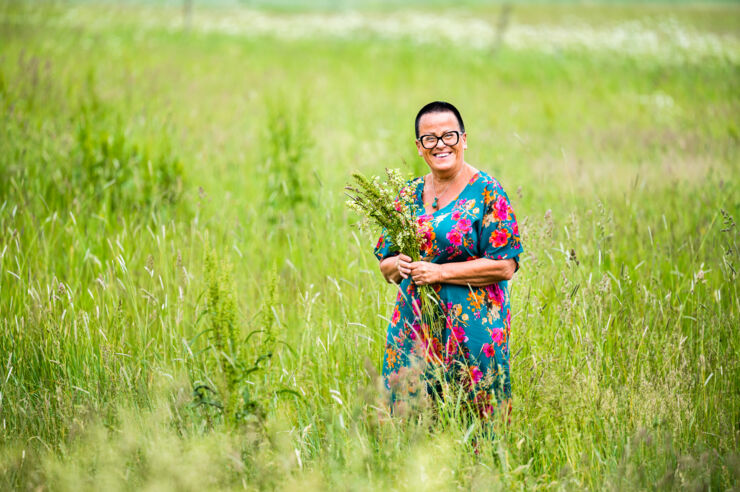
[418,111,461,133]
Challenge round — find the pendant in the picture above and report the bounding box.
[432,197,439,209]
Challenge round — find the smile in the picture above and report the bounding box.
[433,152,451,158]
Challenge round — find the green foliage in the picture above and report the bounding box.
[262,96,316,223]
[0,56,184,218]
[74,113,184,214]
[192,246,275,427]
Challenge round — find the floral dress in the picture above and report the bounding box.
[374,170,523,417]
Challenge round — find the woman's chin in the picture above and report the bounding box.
[427,158,460,174]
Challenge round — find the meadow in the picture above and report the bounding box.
[0,1,738,489]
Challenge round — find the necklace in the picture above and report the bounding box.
[430,166,465,210]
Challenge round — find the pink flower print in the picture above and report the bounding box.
[456,199,467,209]
[456,218,472,234]
[491,328,505,345]
[469,366,483,384]
[495,196,509,221]
[411,299,422,318]
[495,286,505,305]
[482,343,496,357]
[451,324,468,343]
[485,286,494,303]
[417,215,437,254]
[485,284,505,307]
[451,210,461,221]
[512,221,519,236]
[490,228,509,247]
[391,306,400,326]
[408,321,421,340]
[417,213,432,224]
[447,229,463,246]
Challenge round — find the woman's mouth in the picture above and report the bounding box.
[433,152,451,159]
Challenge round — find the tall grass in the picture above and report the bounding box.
[0,2,738,489]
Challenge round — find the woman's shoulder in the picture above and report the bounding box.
[470,170,517,211]
[472,169,506,193]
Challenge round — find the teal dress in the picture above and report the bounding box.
[374,171,522,417]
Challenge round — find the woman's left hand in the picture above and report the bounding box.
[409,261,444,286]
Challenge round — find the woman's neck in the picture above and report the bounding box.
[431,162,469,184]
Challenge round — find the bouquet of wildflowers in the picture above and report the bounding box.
[345,169,420,260]
[346,169,445,343]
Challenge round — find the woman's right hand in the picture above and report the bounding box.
[380,254,413,284]
[395,254,412,280]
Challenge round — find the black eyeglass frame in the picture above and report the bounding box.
[417,130,464,149]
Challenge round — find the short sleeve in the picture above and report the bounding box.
[480,181,523,268]
[373,229,398,261]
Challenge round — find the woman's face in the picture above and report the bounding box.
[415,111,467,176]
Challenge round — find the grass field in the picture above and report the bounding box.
[1,1,739,490]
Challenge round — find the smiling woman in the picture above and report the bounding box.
[375,101,523,420]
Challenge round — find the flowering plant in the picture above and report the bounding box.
[345,169,445,341]
[345,169,420,259]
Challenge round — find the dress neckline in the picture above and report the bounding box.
[418,171,481,216]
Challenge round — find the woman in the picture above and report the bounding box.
[374,101,522,419]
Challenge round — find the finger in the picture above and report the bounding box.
[399,254,412,262]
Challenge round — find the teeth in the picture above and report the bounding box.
[435,153,450,158]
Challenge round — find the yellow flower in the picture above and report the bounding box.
[467,290,485,310]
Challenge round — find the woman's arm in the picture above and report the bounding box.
[407,258,517,287]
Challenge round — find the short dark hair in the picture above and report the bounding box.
[414,101,465,139]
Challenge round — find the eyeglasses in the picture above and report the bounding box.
[417,131,462,149]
